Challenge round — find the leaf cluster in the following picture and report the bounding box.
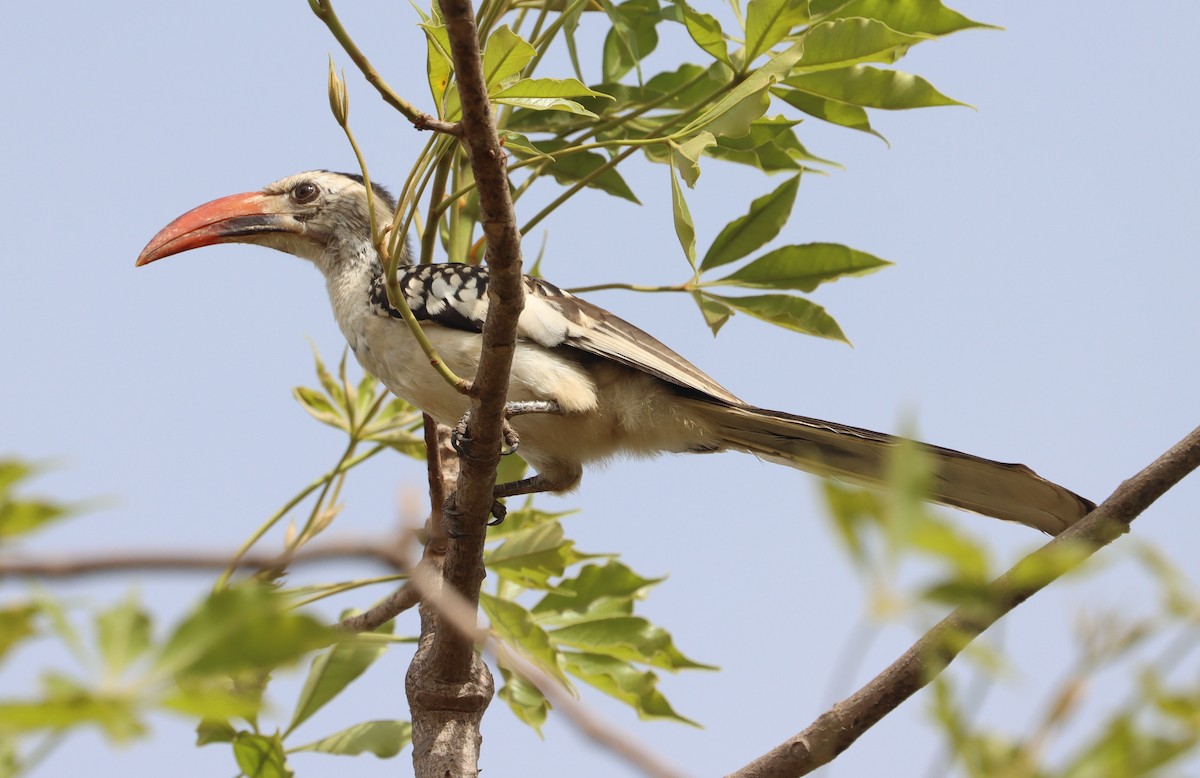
[328,0,983,343]
[480,503,711,729]
[0,584,410,777]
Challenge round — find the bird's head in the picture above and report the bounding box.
[135,170,398,273]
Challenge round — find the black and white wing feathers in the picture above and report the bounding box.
[369,264,741,404]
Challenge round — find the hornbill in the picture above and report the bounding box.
[136,170,1094,534]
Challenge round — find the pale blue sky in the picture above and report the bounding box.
[2,2,1198,776]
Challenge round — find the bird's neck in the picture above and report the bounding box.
[322,237,386,342]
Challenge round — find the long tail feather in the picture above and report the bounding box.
[686,400,1093,535]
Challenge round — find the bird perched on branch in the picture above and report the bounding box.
[136,170,1093,534]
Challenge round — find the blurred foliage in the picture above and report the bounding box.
[822,442,1200,777]
[0,462,79,544]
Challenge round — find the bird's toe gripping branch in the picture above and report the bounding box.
[447,400,563,531]
[451,400,562,457]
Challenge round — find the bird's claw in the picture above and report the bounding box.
[500,423,520,456]
[443,492,507,536]
[452,409,522,457]
[451,413,472,455]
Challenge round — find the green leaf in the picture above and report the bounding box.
[794,18,925,73]
[711,242,890,292]
[701,176,800,270]
[485,504,573,540]
[309,344,344,409]
[33,591,88,666]
[499,130,551,160]
[678,1,731,66]
[773,86,882,138]
[533,561,663,626]
[821,482,883,568]
[550,616,714,671]
[0,604,37,662]
[709,292,848,341]
[677,41,804,138]
[702,84,773,140]
[293,387,346,431]
[718,116,836,167]
[196,718,237,746]
[707,116,803,172]
[96,593,152,677]
[161,681,262,721]
[496,653,550,734]
[711,115,800,151]
[669,161,696,269]
[481,594,569,686]
[233,732,293,778]
[485,521,589,590]
[0,678,144,742]
[291,720,411,758]
[352,371,380,423]
[564,652,699,725]
[519,139,639,203]
[600,0,661,82]
[598,63,726,112]
[157,585,334,679]
[420,22,453,113]
[668,131,716,188]
[482,26,536,91]
[492,96,598,119]
[0,499,70,540]
[745,0,810,63]
[784,65,966,109]
[691,290,733,335]
[360,396,423,454]
[0,461,34,496]
[494,453,530,493]
[910,518,991,581]
[561,0,587,81]
[810,0,996,36]
[493,78,612,101]
[707,116,835,172]
[287,624,392,734]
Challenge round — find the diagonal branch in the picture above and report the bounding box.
[728,424,1200,778]
[309,0,459,134]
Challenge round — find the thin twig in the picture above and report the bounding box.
[0,537,409,580]
[308,0,459,134]
[727,425,1200,778]
[338,579,422,632]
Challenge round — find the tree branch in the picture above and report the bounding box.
[309,0,459,135]
[404,2,524,775]
[338,579,422,631]
[728,424,1200,778]
[0,537,408,580]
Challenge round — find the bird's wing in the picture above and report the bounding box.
[370,264,742,404]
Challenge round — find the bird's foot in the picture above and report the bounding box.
[451,412,473,455]
[451,400,562,457]
[443,492,507,536]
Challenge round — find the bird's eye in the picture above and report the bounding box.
[292,182,320,204]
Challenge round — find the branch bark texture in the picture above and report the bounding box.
[405,2,525,776]
[728,424,1200,778]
